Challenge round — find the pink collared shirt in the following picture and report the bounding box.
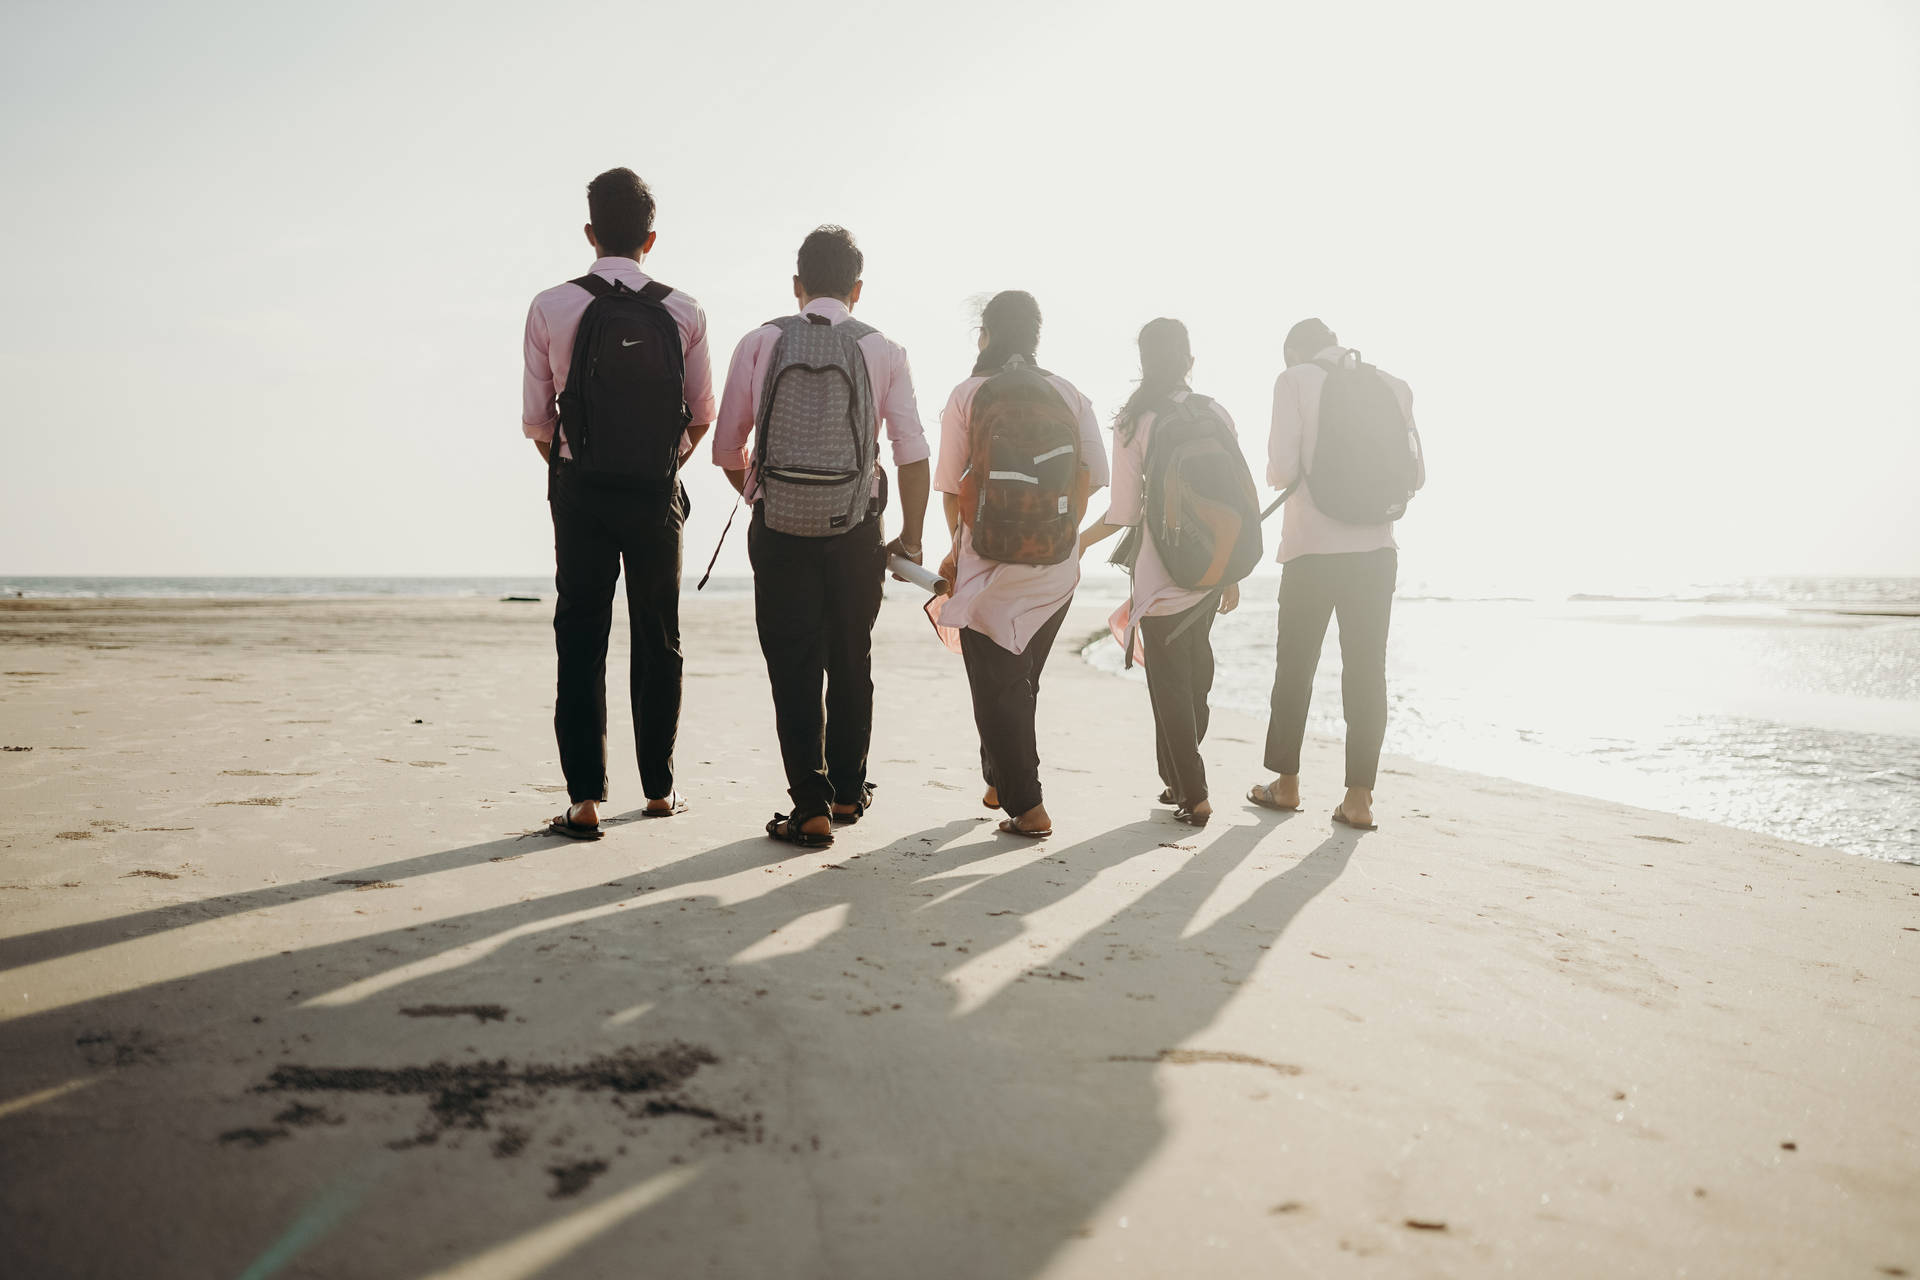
[1104,391,1238,660]
[933,369,1110,656]
[1268,345,1422,562]
[711,298,928,501]
[522,256,717,459]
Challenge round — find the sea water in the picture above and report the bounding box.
[1079,576,1920,864]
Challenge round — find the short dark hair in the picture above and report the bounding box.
[586,168,655,257]
[1285,317,1336,358]
[796,226,863,299]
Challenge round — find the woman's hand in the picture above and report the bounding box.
[1218,582,1240,615]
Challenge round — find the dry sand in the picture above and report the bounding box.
[0,593,1915,1279]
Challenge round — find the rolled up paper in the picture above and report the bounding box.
[887,553,949,596]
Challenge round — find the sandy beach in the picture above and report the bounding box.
[1,592,1915,1279]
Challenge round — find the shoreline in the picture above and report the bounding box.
[2,594,1915,1278]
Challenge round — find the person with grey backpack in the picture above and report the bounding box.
[710,226,931,847]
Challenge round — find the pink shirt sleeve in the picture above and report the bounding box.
[1108,416,1147,525]
[711,327,771,472]
[1075,386,1110,490]
[874,340,930,468]
[932,381,975,494]
[521,299,557,443]
[679,302,717,426]
[1268,371,1304,490]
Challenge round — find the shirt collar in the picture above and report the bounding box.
[590,255,650,281]
[800,297,851,322]
[1312,344,1346,363]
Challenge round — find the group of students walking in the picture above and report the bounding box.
[521,169,1424,848]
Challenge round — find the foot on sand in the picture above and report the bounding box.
[1332,788,1378,831]
[547,801,603,841]
[642,793,687,818]
[982,786,1000,811]
[767,812,834,847]
[1248,777,1302,812]
[831,783,876,825]
[997,804,1052,839]
[1173,799,1212,827]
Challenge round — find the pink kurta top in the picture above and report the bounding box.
[1104,391,1239,661]
[1267,345,1422,562]
[932,369,1110,655]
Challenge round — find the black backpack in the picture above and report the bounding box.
[1140,394,1263,590]
[553,275,689,490]
[1300,350,1421,524]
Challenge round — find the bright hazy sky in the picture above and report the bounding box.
[3,0,1916,587]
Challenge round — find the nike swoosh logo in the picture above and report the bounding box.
[621,338,645,347]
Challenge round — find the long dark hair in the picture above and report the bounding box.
[1113,317,1192,444]
[972,290,1042,376]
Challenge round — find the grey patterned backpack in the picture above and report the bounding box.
[754,313,879,536]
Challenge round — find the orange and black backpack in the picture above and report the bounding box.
[1139,393,1263,589]
[959,358,1089,565]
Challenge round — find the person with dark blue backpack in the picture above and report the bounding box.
[520,168,716,839]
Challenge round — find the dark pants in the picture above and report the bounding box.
[1263,548,1397,789]
[959,603,1070,819]
[1141,599,1217,806]
[747,507,887,823]
[549,462,687,804]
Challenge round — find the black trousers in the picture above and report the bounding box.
[747,507,887,823]
[1263,548,1397,789]
[959,603,1070,819]
[1140,598,1218,806]
[549,462,686,804]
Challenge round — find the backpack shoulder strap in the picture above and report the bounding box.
[836,318,879,343]
[638,280,673,303]
[570,274,614,299]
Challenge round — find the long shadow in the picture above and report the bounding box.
[0,808,1358,1279]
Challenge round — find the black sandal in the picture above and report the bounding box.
[546,803,604,841]
[1158,788,1176,806]
[831,783,876,825]
[766,813,835,847]
[1247,782,1301,813]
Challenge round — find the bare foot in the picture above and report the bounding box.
[1263,776,1301,809]
[570,799,601,825]
[1187,799,1213,820]
[1333,787,1374,828]
[982,786,1000,810]
[799,813,832,838]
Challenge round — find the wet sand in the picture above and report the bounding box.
[1,594,1915,1278]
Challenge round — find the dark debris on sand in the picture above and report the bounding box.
[400,1003,510,1024]
[547,1159,609,1198]
[250,1043,729,1148]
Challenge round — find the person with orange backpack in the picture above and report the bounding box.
[1078,318,1260,828]
[934,291,1108,839]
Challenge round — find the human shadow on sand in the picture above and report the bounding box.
[0,805,1355,1279]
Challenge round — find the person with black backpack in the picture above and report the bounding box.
[933,291,1109,839]
[1078,319,1258,828]
[521,168,716,839]
[711,226,930,849]
[1250,318,1424,831]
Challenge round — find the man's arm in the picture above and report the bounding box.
[887,459,930,572]
[522,299,559,463]
[711,329,763,484]
[1268,371,1303,491]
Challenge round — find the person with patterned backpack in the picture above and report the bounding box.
[1079,318,1258,828]
[712,226,931,848]
[933,291,1109,839]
